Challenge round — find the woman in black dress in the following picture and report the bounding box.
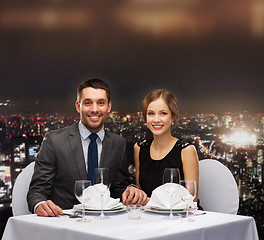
[134,89,199,203]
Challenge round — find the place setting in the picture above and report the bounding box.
[143,182,197,216]
[69,168,126,222]
[143,168,198,221]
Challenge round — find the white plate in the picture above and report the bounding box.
[84,206,127,213]
[73,204,126,213]
[143,206,197,214]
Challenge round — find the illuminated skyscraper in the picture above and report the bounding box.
[257,146,264,164]
[10,136,42,187]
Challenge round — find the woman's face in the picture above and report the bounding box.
[146,97,174,136]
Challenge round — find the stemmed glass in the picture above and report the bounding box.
[93,168,110,219]
[74,180,92,222]
[180,180,197,222]
[162,168,181,220]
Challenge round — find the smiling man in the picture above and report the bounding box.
[76,84,111,133]
[27,78,148,217]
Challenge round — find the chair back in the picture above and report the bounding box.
[12,161,35,216]
[199,159,239,214]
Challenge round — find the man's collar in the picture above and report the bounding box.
[78,121,105,141]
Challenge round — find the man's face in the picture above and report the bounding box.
[75,87,111,133]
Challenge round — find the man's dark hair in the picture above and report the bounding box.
[77,78,111,102]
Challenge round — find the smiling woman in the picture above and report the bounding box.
[133,89,199,203]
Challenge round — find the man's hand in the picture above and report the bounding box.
[122,187,149,206]
[36,200,63,217]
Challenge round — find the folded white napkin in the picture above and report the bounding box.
[146,183,197,210]
[74,183,121,210]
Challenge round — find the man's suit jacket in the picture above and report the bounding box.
[27,121,129,213]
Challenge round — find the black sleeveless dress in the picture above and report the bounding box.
[138,139,192,197]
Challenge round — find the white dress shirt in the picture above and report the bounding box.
[78,121,105,169]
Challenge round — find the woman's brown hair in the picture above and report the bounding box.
[142,89,178,122]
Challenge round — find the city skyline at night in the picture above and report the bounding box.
[1,1,264,238]
[0,110,263,238]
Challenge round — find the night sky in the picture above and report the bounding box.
[1,1,264,115]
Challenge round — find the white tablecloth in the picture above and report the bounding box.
[2,210,259,240]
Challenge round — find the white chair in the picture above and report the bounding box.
[12,161,35,216]
[198,159,239,214]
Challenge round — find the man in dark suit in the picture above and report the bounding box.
[27,78,148,217]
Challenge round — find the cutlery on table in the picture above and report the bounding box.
[62,212,82,218]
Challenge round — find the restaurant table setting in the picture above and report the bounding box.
[2,181,259,240]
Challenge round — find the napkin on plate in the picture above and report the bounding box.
[74,183,121,210]
[146,183,197,210]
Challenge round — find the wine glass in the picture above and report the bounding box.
[93,168,110,219]
[162,168,181,220]
[180,180,197,222]
[74,180,92,222]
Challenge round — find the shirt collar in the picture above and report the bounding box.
[78,121,105,142]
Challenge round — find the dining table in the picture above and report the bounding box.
[2,208,259,240]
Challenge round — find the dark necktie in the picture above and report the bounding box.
[88,133,98,183]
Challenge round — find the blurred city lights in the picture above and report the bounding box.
[222,130,257,146]
[0,0,263,39]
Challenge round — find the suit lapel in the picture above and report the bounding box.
[100,131,112,168]
[68,122,87,179]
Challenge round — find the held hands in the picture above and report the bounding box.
[36,200,63,217]
[122,187,149,206]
